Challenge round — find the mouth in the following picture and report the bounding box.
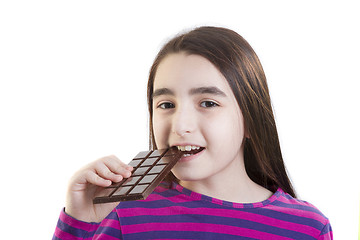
[175,145,205,157]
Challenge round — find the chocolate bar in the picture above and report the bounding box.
[93,147,183,204]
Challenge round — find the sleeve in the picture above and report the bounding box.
[318,220,333,240]
[93,208,123,239]
[52,208,100,240]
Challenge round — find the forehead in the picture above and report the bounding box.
[154,53,230,92]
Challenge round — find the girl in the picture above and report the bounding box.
[53,26,332,239]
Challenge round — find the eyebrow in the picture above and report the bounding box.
[153,86,227,98]
[152,88,174,98]
[190,86,227,97]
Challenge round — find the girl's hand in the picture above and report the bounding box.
[65,155,133,223]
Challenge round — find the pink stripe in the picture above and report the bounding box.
[232,202,244,208]
[274,196,328,224]
[277,194,311,205]
[153,184,169,193]
[212,198,223,205]
[100,219,121,230]
[175,184,184,192]
[318,226,333,240]
[190,191,202,200]
[277,194,324,209]
[145,191,195,203]
[253,202,264,208]
[151,239,191,240]
[93,233,120,240]
[59,209,99,232]
[267,204,328,225]
[207,208,319,235]
[54,227,92,240]
[123,222,293,239]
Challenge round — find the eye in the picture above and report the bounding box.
[157,102,175,109]
[200,100,219,108]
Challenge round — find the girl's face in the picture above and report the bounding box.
[152,53,246,183]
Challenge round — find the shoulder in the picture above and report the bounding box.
[269,188,332,236]
[273,189,328,219]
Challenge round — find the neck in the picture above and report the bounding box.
[179,156,272,203]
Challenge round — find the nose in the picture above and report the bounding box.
[172,105,196,137]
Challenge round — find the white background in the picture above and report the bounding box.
[0,1,359,239]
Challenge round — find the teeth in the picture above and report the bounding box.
[176,145,201,152]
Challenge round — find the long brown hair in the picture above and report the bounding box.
[147,26,296,198]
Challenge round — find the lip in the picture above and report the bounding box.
[169,143,205,162]
[171,143,204,148]
[175,147,205,163]
[179,148,205,162]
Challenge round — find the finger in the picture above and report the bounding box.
[106,155,133,170]
[94,161,124,183]
[85,170,112,187]
[102,155,133,177]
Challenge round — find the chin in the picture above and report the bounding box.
[173,169,209,182]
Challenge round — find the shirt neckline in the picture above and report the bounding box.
[170,181,283,209]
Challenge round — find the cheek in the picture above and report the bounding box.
[228,112,246,151]
[209,109,245,151]
[229,109,245,143]
[152,114,171,148]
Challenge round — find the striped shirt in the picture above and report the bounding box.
[53,182,332,239]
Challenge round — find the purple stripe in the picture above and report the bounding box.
[59,209,99,231]
[123,222,294,239]
[94,227,121,239]
[53,226,94,240]
[53,228,84,240]
[54,210,98,239]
